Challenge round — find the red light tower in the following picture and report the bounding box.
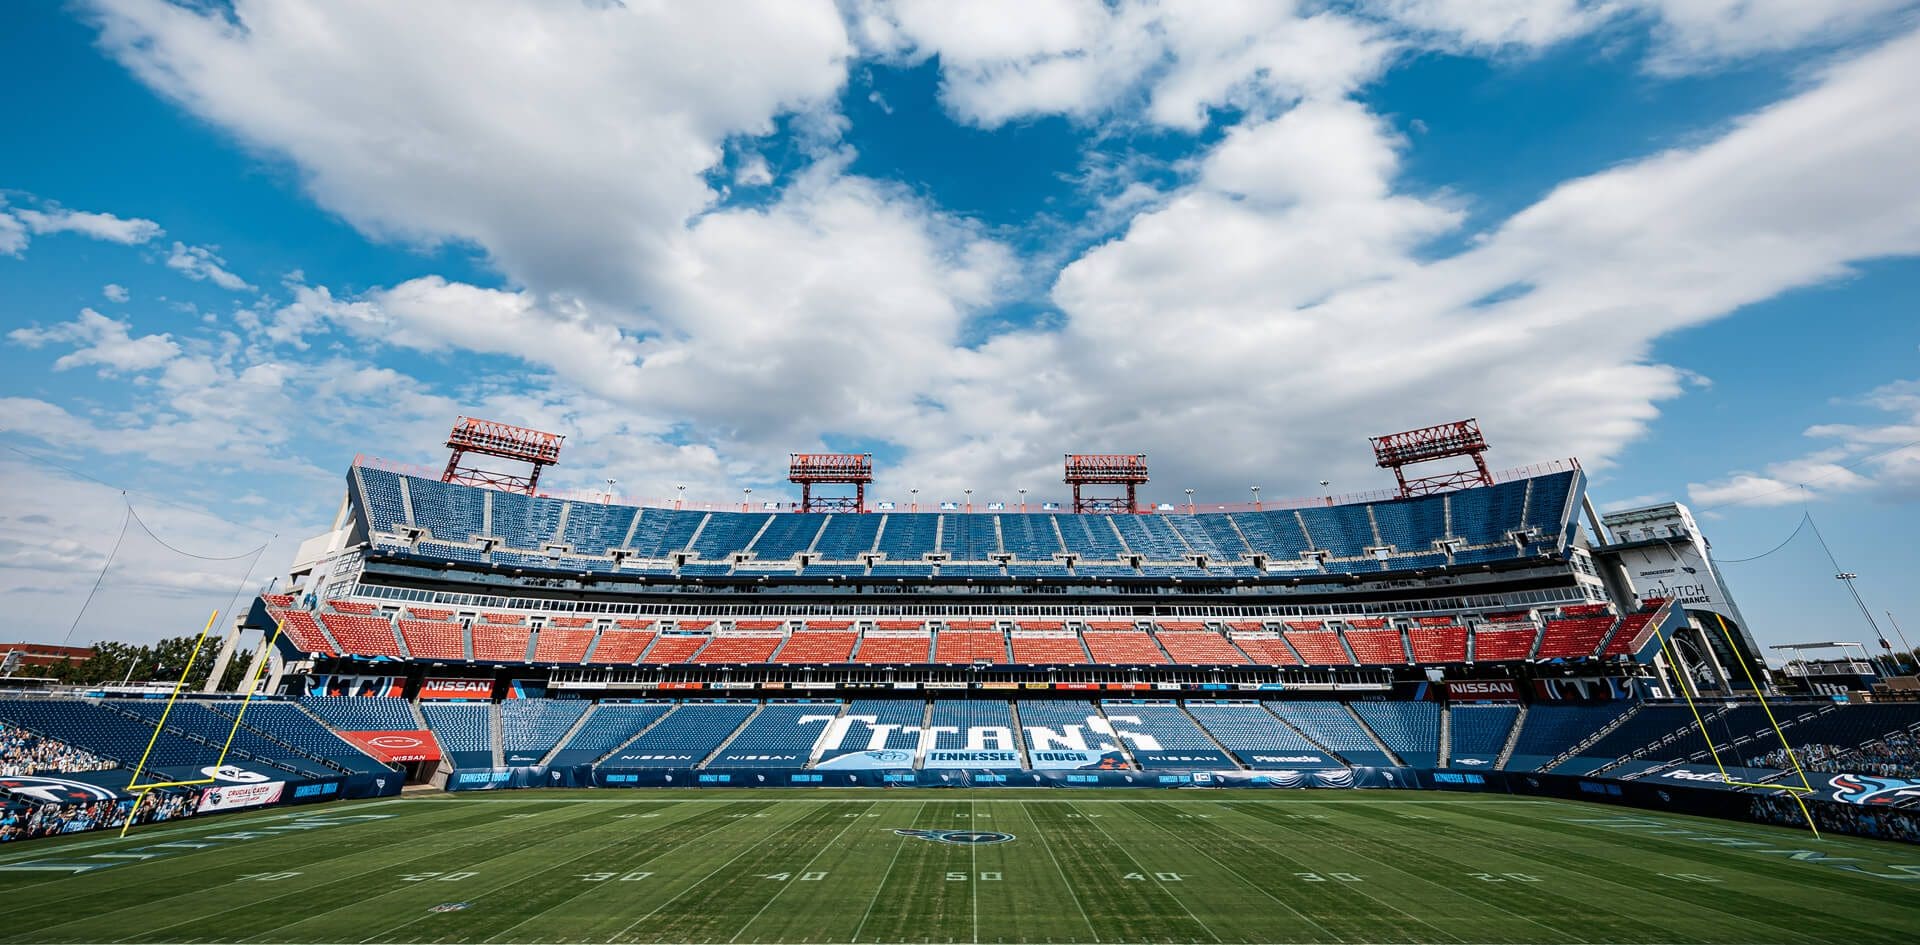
[1370,419,1493,499]
[1065,453,1148,514]
[789,453,873,513]
[441,416,564,495]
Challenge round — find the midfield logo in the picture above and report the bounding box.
[893,829,1016,845]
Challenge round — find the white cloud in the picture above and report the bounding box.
[1366,0,1915,70]
[8,308,182,374]
[87,0,854,305]
[876,27,1920,500]
[1690,376,1920,507]
[12,206,164,244]
[103,283,131,302]
[861,0,1392,129]
[1630,0,1916,72]
[734,154,775,187]
[0,212,25,255]
[165,241,254,291]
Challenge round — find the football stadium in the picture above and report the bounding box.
[5,4,1920,943]
[2,418,1917,943]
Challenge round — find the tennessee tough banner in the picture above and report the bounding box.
[336,730,442,763]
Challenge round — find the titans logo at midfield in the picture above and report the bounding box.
[893,829,1016,845]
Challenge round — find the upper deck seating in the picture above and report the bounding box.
[1082,629,1169,664]
[856,624,933,663]
[934,627,1009,663]
[774,625,859,663]
[1153,625,1249,664]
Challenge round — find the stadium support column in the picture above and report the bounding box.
[240,634,273,695]
[200,619,245,694]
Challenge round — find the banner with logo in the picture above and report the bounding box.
[1444,679,1520,701]
[196,780,285,813]
[1238,751,1345,770]
[306,675,405,698]
[418,677,492,700]
[923,749,1023,769]
[337,730,443,763]
[1134,750,1238,768]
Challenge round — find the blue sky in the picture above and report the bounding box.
[1,0,1916,655]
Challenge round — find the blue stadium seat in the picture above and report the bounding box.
[1185,702,1342,769]
[600,702,756,768]
[707,702,841,768]
[420,702,495,769]
[547,702,674,768]
[1447,704,1519,768]
[1267,702,1397,766]
[499,699,591,765]
[1350,701,1440,768]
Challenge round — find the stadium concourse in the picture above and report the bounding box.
[4,446,1920,853]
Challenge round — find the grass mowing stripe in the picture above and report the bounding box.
[350,800,756,945]
[1219,800,1581,945]
[726,801,877,943]
[1061,800,1223,943]
[1012,800,1100,944]
[0,802,527,940]
[602,800,834,943]
[849,801,925,944]
[201,800,661,945]
[1104,801,1348,944]
[1424,801,1920,944]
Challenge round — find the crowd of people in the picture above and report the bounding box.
[1751,730,1920,779]
[0,789,198,843]
[1749,794,1920,843]
[0,722,116,777]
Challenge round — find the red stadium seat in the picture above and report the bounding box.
[589,629,656,664]
[1284,630,1352,666]
[397,619,464,661]
[1408,624,1468,663]
[1082,630,1168,664]
[319,612,403,658]
[1344,630,1407,665]
[532,628,594,663]
[471,623,531,661]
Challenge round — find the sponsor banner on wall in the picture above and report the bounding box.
[657,682,705,690]
[1240,752,1345,770]
[1024,749,1130,770]
[815,749,918,770]
[337,730,443,763]
[922,750,1023,769]
[1134,750,1238,768]
[1444,679,1520,701]
[307,675,405,698]
[419,677,492,700]
[196,780,284,813]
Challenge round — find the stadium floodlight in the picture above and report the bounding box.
[1184,488,1195,513]
[1018,487,1028,513]
[1250,485,1261,511]
[441,415,565,495]
[789,452,873,513]
[1065,453,1148,513]
[1370,418,1494,498]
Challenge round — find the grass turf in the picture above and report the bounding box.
[0,789,1915,944]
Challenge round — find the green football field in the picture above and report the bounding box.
[1,790,1916,945]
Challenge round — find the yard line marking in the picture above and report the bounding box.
[223,800,652,944]
[1222,804,1574,945]
[728,801,877,944]
[1104,802,1344,945]
[850,801,927,944]
[1017,803,1099,944]
[606,801,829,942]
[1063,800,1222,944]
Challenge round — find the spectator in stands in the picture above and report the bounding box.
[1750,732,1920,780]
[0,722,116,777]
